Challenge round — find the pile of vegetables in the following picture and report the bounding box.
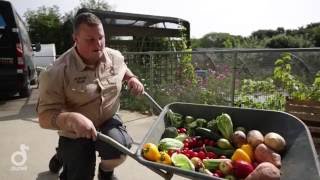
[142,112,285,180]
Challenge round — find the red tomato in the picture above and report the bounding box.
[192,151,198,158]
[204,138,209,145]
[198,151,206,159]
[167,149,175,156]
[213,173,221,177]
[197,140,204,147]
[208,140,216,146]
[206,152,217,159]
[214,169,224,177]
[183,138,190,143]
[180,128,187,133]
[183,142,190,148]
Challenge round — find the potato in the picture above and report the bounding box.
[254,143,281,168]
[245,162,280,180]
[247,130,264,148]
[232,130,247,148]
[264,132,286,153]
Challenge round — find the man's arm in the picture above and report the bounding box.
[123,68,137,81]
[123,68,144,95]
[39,110,97,140]
[38,110,71,130]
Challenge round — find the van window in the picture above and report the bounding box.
[0,13,11,47]
[0,14,6,29]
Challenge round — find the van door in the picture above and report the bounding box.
[0,7,18,91]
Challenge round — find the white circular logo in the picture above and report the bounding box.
[11,144,29,167]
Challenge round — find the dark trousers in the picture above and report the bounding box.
[58,115,132,180]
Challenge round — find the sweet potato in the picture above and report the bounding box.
[245,162,280,180]
[254,143,281,167]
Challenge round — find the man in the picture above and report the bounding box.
[37,12,144,180]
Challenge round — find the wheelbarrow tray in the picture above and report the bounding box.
[136,102,320,180]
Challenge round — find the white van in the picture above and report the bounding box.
[33,43,56,68]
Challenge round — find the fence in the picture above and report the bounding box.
[121,48,320,111]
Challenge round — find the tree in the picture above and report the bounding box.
[265,34,309,48]
[58,0,113,53]
[198,32,243,48]
[24,6,64,52]
[79,0,112,11]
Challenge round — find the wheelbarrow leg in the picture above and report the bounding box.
[147,166,174,180]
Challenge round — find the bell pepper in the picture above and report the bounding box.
[231,148,252,163]
[142,143,161,161]
[240,144,254,161]
[157,151,172,165]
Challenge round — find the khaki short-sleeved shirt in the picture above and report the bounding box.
[38,46,130,128]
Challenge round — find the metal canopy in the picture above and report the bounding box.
[77,8,190,51]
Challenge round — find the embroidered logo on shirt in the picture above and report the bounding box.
[74,76,87,84]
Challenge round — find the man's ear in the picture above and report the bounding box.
[72,33,77,43]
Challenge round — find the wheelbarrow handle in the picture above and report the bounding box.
[97,132,136,159]
[143,91,163,112]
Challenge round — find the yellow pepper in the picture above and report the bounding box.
[240,144,254,161]
[231,148,252,163]
[157,151,172,165]
[142,143,161,161]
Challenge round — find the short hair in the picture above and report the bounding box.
[73,12,102,34]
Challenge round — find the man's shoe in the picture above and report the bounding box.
[49,153,62,173]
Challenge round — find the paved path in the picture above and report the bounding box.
[0,89,186,180]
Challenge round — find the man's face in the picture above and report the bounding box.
[73,23,105,64]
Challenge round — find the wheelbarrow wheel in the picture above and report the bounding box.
[49,153,62,173]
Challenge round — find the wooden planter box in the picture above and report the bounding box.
[285,98,320,148]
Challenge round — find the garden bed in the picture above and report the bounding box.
[285,98,320,149]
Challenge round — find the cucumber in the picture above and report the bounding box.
[204,145,234,157]
[158,138,184,151]
[202,159,230,170]
[194,127,222,141]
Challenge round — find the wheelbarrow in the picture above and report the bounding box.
[97,92,320,180]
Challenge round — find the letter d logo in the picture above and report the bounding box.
[11,144,29,167]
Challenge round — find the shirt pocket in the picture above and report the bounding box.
[67,82,98,105]
[101,76,121,98]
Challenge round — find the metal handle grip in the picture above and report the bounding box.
[143,91,163,112]
[97,132,136,159]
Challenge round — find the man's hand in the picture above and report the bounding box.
[127,77,144,95]
[66,112,97,140]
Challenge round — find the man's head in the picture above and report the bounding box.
[73,12,105,65]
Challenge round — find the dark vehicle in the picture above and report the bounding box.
[0,0,40,97]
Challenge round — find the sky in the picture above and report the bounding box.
[8,0,320,38]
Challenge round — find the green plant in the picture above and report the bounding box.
[236,52,320,110]
[273,53,320,101]
[235,78,285,110]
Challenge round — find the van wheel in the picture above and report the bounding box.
[19,80,31,98]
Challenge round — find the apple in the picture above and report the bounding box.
[219,159,233,175]
[233,160,254,178]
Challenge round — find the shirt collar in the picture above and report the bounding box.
[71,46,112,72]
[72,46,87,71]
